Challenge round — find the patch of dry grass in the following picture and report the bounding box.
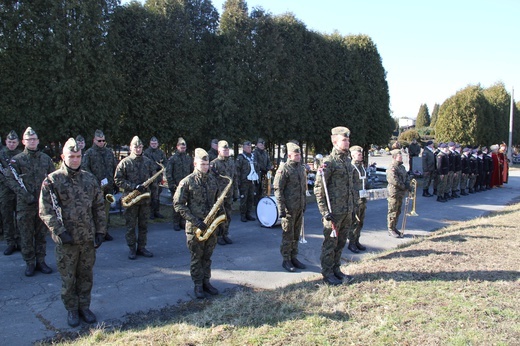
[44,202,520,346]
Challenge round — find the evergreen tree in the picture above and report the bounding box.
[430,103,440,127]
[482,82,510,144]
[415,103,430,128]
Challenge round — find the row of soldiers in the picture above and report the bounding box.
[421,141,509,203]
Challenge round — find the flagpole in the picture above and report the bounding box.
[508,87,514,161]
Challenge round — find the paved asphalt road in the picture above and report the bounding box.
[1,154,518,345]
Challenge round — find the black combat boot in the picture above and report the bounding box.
[217,237,226,245]
[323,274,342,286]
[437,196,447,203]
[104,232,114,241]
[79,308,97,323]
[241,214,247,222]
[347,241,359,253]
[36,261,52,274]
[194,285,205,299]
[451,191,460,198]
[223,235,233,244]
[4,244,17,256]
[282,259,295,272]
[25,262,36,277]
[203,281,219,295]
[137,247,153,257]
[128,246,137,260]
[355,241,366,251]
[460,189,468,196]
[291,257,306,269]
[67,310,80,327]
[246,214,256,221]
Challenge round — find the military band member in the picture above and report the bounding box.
[273,142,307,272]
[173,148,221,299]
[253,138,272,205]
[421,140,435,197]
[114,136,156,260]
[7,127,55,276]
[166,137,193,231]
[386,149,411,237]
[236,140,259,222]
[39,138,106,327]
[144,136,167,220]
[1,130,22,255]
[348,145,367,253]
[436,143,449,202]
[210,140,237,245]
[207,139,219,163]
[314,126,354,286]
[82,129,117,241]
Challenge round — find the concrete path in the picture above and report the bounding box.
[1,156,518,345]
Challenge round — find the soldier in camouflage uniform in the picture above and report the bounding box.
[386,149,411,238]
[76,135,86,157]
[210,140,237,246]
[207,139,218,163]
[421,140,435,197]
[253,138,272,205]
[144,136,167,220]
[174,148,221,299]
[1,131,22,255]
[314,126,354,286]
[166,137,193,231]
[347,145,367,253]
[39,138,106,327]
[115,136,156,260]
[7,127,55,276]
[436,143,449,202]
[273,142,307,272]
[468,149,478,193]
[82,129,117,241]
[236,140,259,222]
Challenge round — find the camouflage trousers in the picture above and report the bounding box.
[186,223,217,285]
[124,201,150,248]
[468,174,477,190]
[280,208,303,260]
[387,195,404,230]
[446,171,454,193]
[453,171,461,192]
[423,171,434,191]
[239,180,255,216]
[17,208,47,264]
[460,173,469,191]
[217,198,233,238]
[150,184,161,216]
[437,175,447,197]
[55,242,95,311]
[320,212,351,277]
[0,192,19,246]
[349,201,366,242]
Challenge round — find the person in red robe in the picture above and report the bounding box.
[500,143,509,184]
[489,144,503,188]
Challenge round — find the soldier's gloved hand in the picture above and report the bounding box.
[324,213,336,222]
[136,184,147,193]
[59,231,74,245]
[196,220,208,231]
[94,233,104,248]
[279,210,287,218]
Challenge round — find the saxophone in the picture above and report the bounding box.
[121,164,165,208]
[196,175,233,242]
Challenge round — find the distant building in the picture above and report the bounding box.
[398,118,415,129]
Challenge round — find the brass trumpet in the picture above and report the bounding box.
[105,194,115,204]
[401,178,418,234]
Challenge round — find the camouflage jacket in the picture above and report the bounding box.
[144,147,167,184]
[114,153,157,200]
[39,164,106,244]
[0,146,21,198]
[253,148,272,173]
[314,147,354,217]
[273,159,306,213]
[350,160,367,205]
[166,151,193,190]
[436,151,449,175]
[173,170,219,225]
[386,161,410,198]
[207,148,218,163]
[211,156,238,199]
[236,152,259,183]
[82,145,117,193]
[422,147,435,173]
[8,148,55,209]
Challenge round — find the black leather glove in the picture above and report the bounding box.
[136,184,147,193]
[95,233,104,248]
[324,213,335,222]
[279,210,287,218]
[59,231,74,245]
[196,220,208,231]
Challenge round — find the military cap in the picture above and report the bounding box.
[426,140,434,146]
[462,147,471,153]
[75,134,85,142]
[194,148,209,161]
[390,149,402,157]
[63,138,80,153]
[439,143,447,148]
[94,129,104,138]
[481,146,488,153]
[471,149,478,155]
[23,127,37,137]
[177,137,186,146]
[455,143,461,148]
[243,140,252,146]
[150,136,158,142]
[331,126,350,137]
[448,141,456,147]
[7,130,18,140]
[130,136,143,147]
[349,145,363,153]
[211,138,218,145]
[257,138,265,144]
[490,144,499,151]
[218,140,229,149]
[286,142,300,153]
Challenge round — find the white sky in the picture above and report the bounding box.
[123,0,519,118]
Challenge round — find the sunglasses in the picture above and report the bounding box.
[97,140,106,143]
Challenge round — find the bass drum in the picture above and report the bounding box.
[256,196,281,228]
